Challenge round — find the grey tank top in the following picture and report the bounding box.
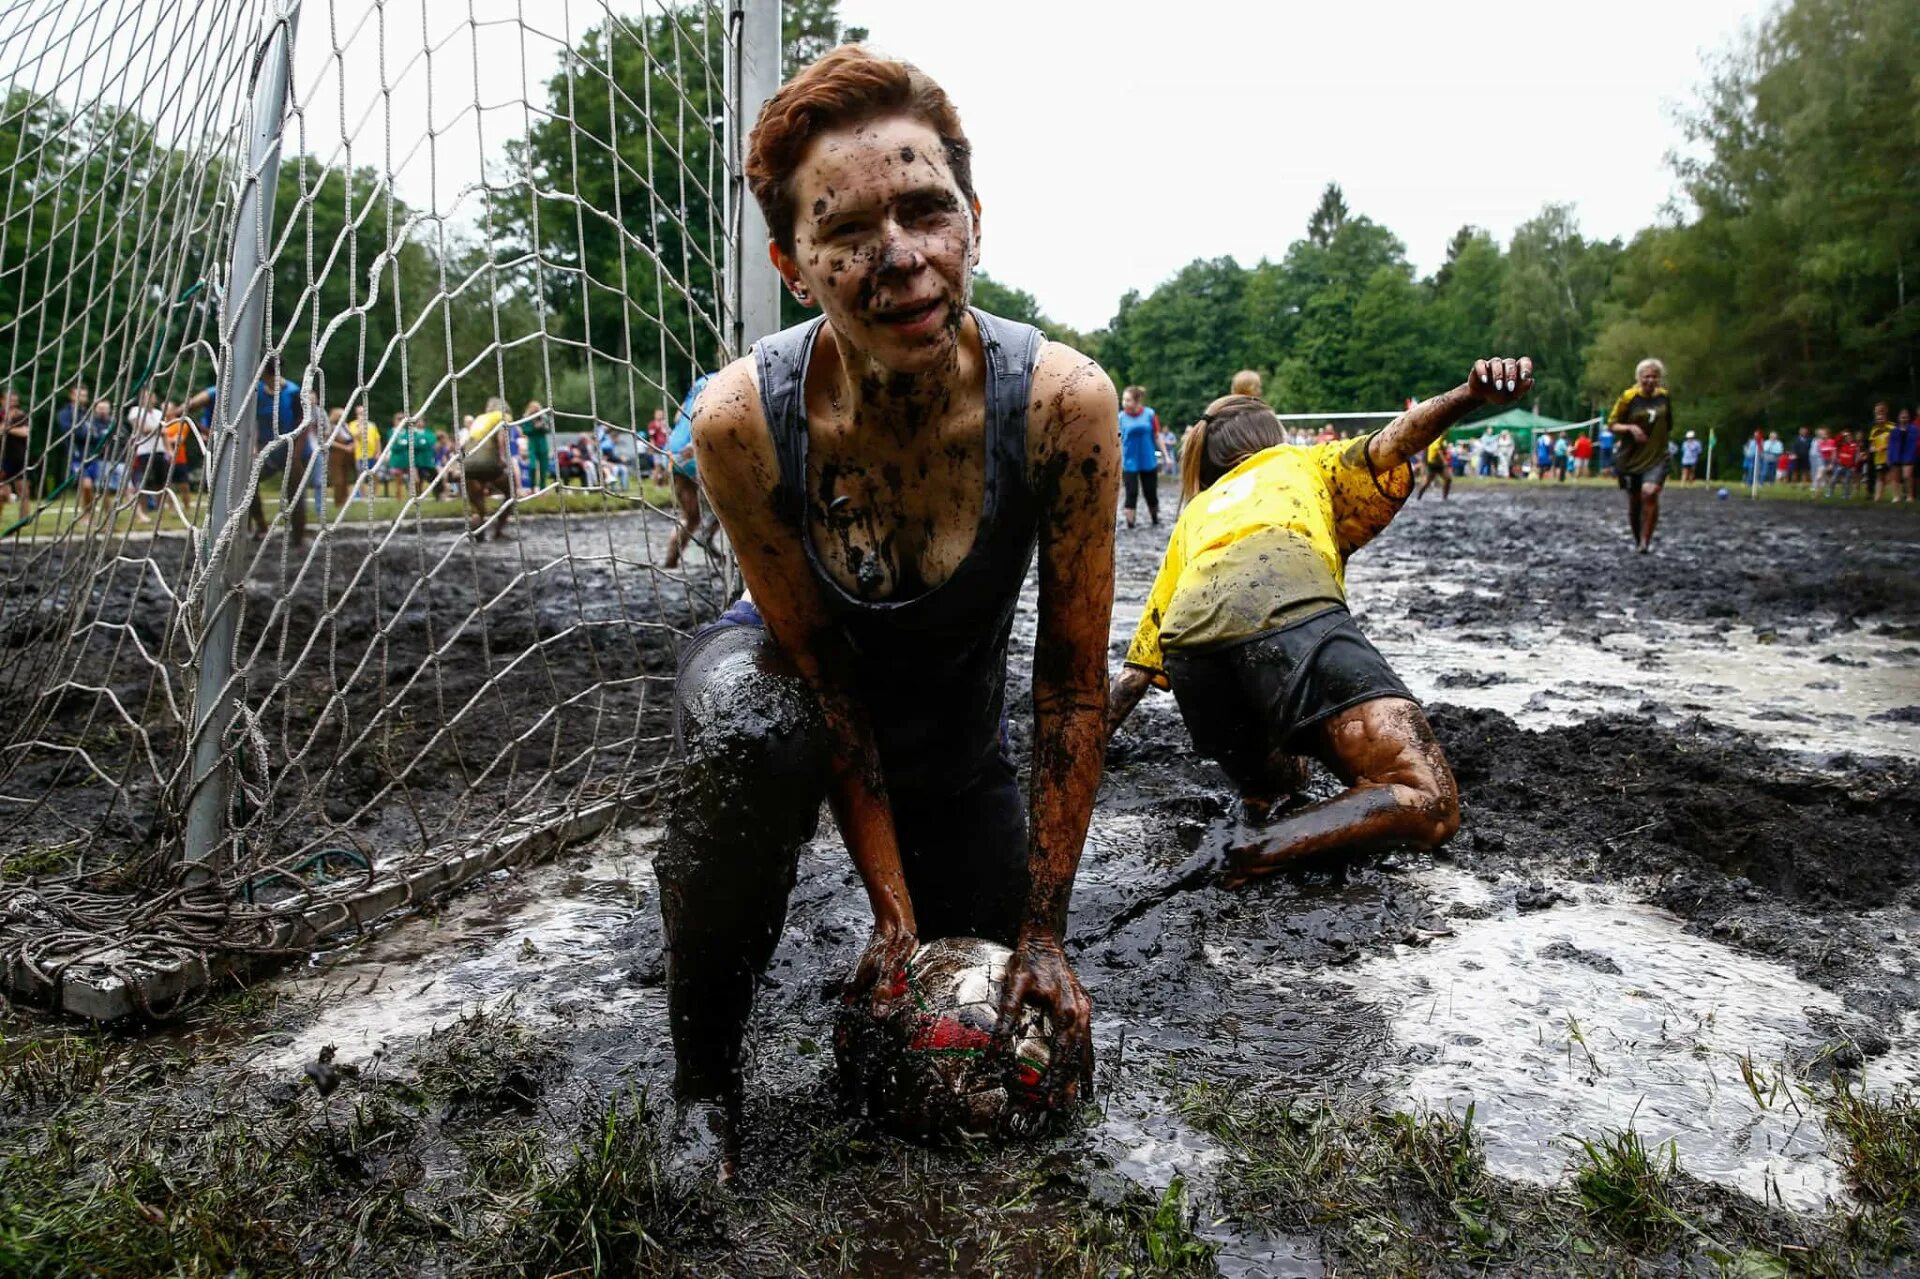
[752,308,1045,794]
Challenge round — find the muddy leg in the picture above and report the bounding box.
[657,622,828,1107]
[1223,698,1458,886]
[1625,487,1643,545]
[1638,486,1661,550]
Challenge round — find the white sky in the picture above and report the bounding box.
[3,0,1777,332]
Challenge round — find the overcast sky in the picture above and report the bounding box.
[838,0,1778,330]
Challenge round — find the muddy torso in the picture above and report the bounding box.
[754,308,1044,793]
[800,365,987,602]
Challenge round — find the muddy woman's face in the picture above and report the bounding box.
[777,114,979,374]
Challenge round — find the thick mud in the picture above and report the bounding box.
[4,482,1919,1275]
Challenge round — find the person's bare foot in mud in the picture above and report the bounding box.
[1222,698,1458,887]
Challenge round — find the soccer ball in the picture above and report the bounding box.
[1717,487,1730,500]
[834,936,1055,1142]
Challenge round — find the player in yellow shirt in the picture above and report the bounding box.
[1108,355,1534,884]
[461,397,516,538]
[1418,435,1451,500]
[1607,358,1674,552]
[1868,401,1892,501]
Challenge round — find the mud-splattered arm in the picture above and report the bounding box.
[691,359,919,997]
[993,345,1117,1105]
[1368,358,1536,472]
[1026,347,1119,935]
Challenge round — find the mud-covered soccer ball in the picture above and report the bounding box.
[1717,487,1730,499]
[834,936,1054,1142]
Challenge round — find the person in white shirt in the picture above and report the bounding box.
[126,390,168,523]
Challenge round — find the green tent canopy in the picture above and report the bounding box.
[1445,406,1598,450]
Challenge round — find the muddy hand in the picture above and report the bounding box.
[1469,356,1535,405]
[849,920,918,1016]
[1221,836,1283,888]
[995,929,1094,1108]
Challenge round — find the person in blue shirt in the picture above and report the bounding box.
[1596,425,1615,475]
[183,357,304,538]
[663,372,716,568]
[1118,385,1161,528]
[58,385,112,515]
[1534,432,1553,480]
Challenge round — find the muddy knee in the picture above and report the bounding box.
[1407,762,1461,848]
[667,624,828,857]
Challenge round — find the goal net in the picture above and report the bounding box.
[0,0,747,1018]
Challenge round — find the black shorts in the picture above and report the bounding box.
[1617,457,1669,491]
[1162,606,1415,795]
[138,452,172,490]
[677,603,1029,944]
[0,438,27,482]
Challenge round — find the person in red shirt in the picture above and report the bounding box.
[1826,431,1860,499]
[1570,431,1594,478]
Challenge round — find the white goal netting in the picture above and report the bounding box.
[0,0,744,1017]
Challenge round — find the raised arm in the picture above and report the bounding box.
[1367,357,1535,473]
[997,345,1118,1103]
[691,359,918,1006]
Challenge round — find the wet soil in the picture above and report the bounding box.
[4,481,1920,1276]
[0,506,728,915]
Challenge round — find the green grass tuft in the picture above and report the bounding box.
[1825,1081,1920,1211]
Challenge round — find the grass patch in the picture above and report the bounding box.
[6,473,682,541]
[1572,1127,1683,1247]
[1178,1077,1881,1277]
[1825,1081,1920,1211]
[413,1003,565,1119]
[0,844,77,881]
[0,1033,109,1111]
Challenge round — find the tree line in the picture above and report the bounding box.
[1068,0,1918,463]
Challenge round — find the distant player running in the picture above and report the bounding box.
[1107,356,1534,882]
[1607,358,1674,552]
[1417,436,1451,500]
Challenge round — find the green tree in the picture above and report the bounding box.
[1495,204,1618,419]
[1306,182,1350,249]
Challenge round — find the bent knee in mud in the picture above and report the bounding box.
[670,625,828,853]
[1328,698,1460,848]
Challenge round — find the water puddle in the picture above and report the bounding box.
[1332,866,1920,1210]
[246,827,660,1074]
[1354,576,1920,761]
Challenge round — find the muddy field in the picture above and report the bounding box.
[0,502,728,972]
[3,481,1919,1277]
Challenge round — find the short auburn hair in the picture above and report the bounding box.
[746,45,975,254]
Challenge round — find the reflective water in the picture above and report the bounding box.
[1333,865,1920,1210]
[247,828,659,1074]
[1356,577,1920,761]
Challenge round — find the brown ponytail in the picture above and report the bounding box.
[1182,394,1287,504]
[1180,417,1211,505]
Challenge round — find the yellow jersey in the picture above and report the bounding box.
[1124,436,1409,686]
[1870,421,1891,464]
[352,420,382,463]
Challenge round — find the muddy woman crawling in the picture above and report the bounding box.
[657,47,1117,1179]
[1108,358,1535,883]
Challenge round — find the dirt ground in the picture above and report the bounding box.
[3,480,1919,1277]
